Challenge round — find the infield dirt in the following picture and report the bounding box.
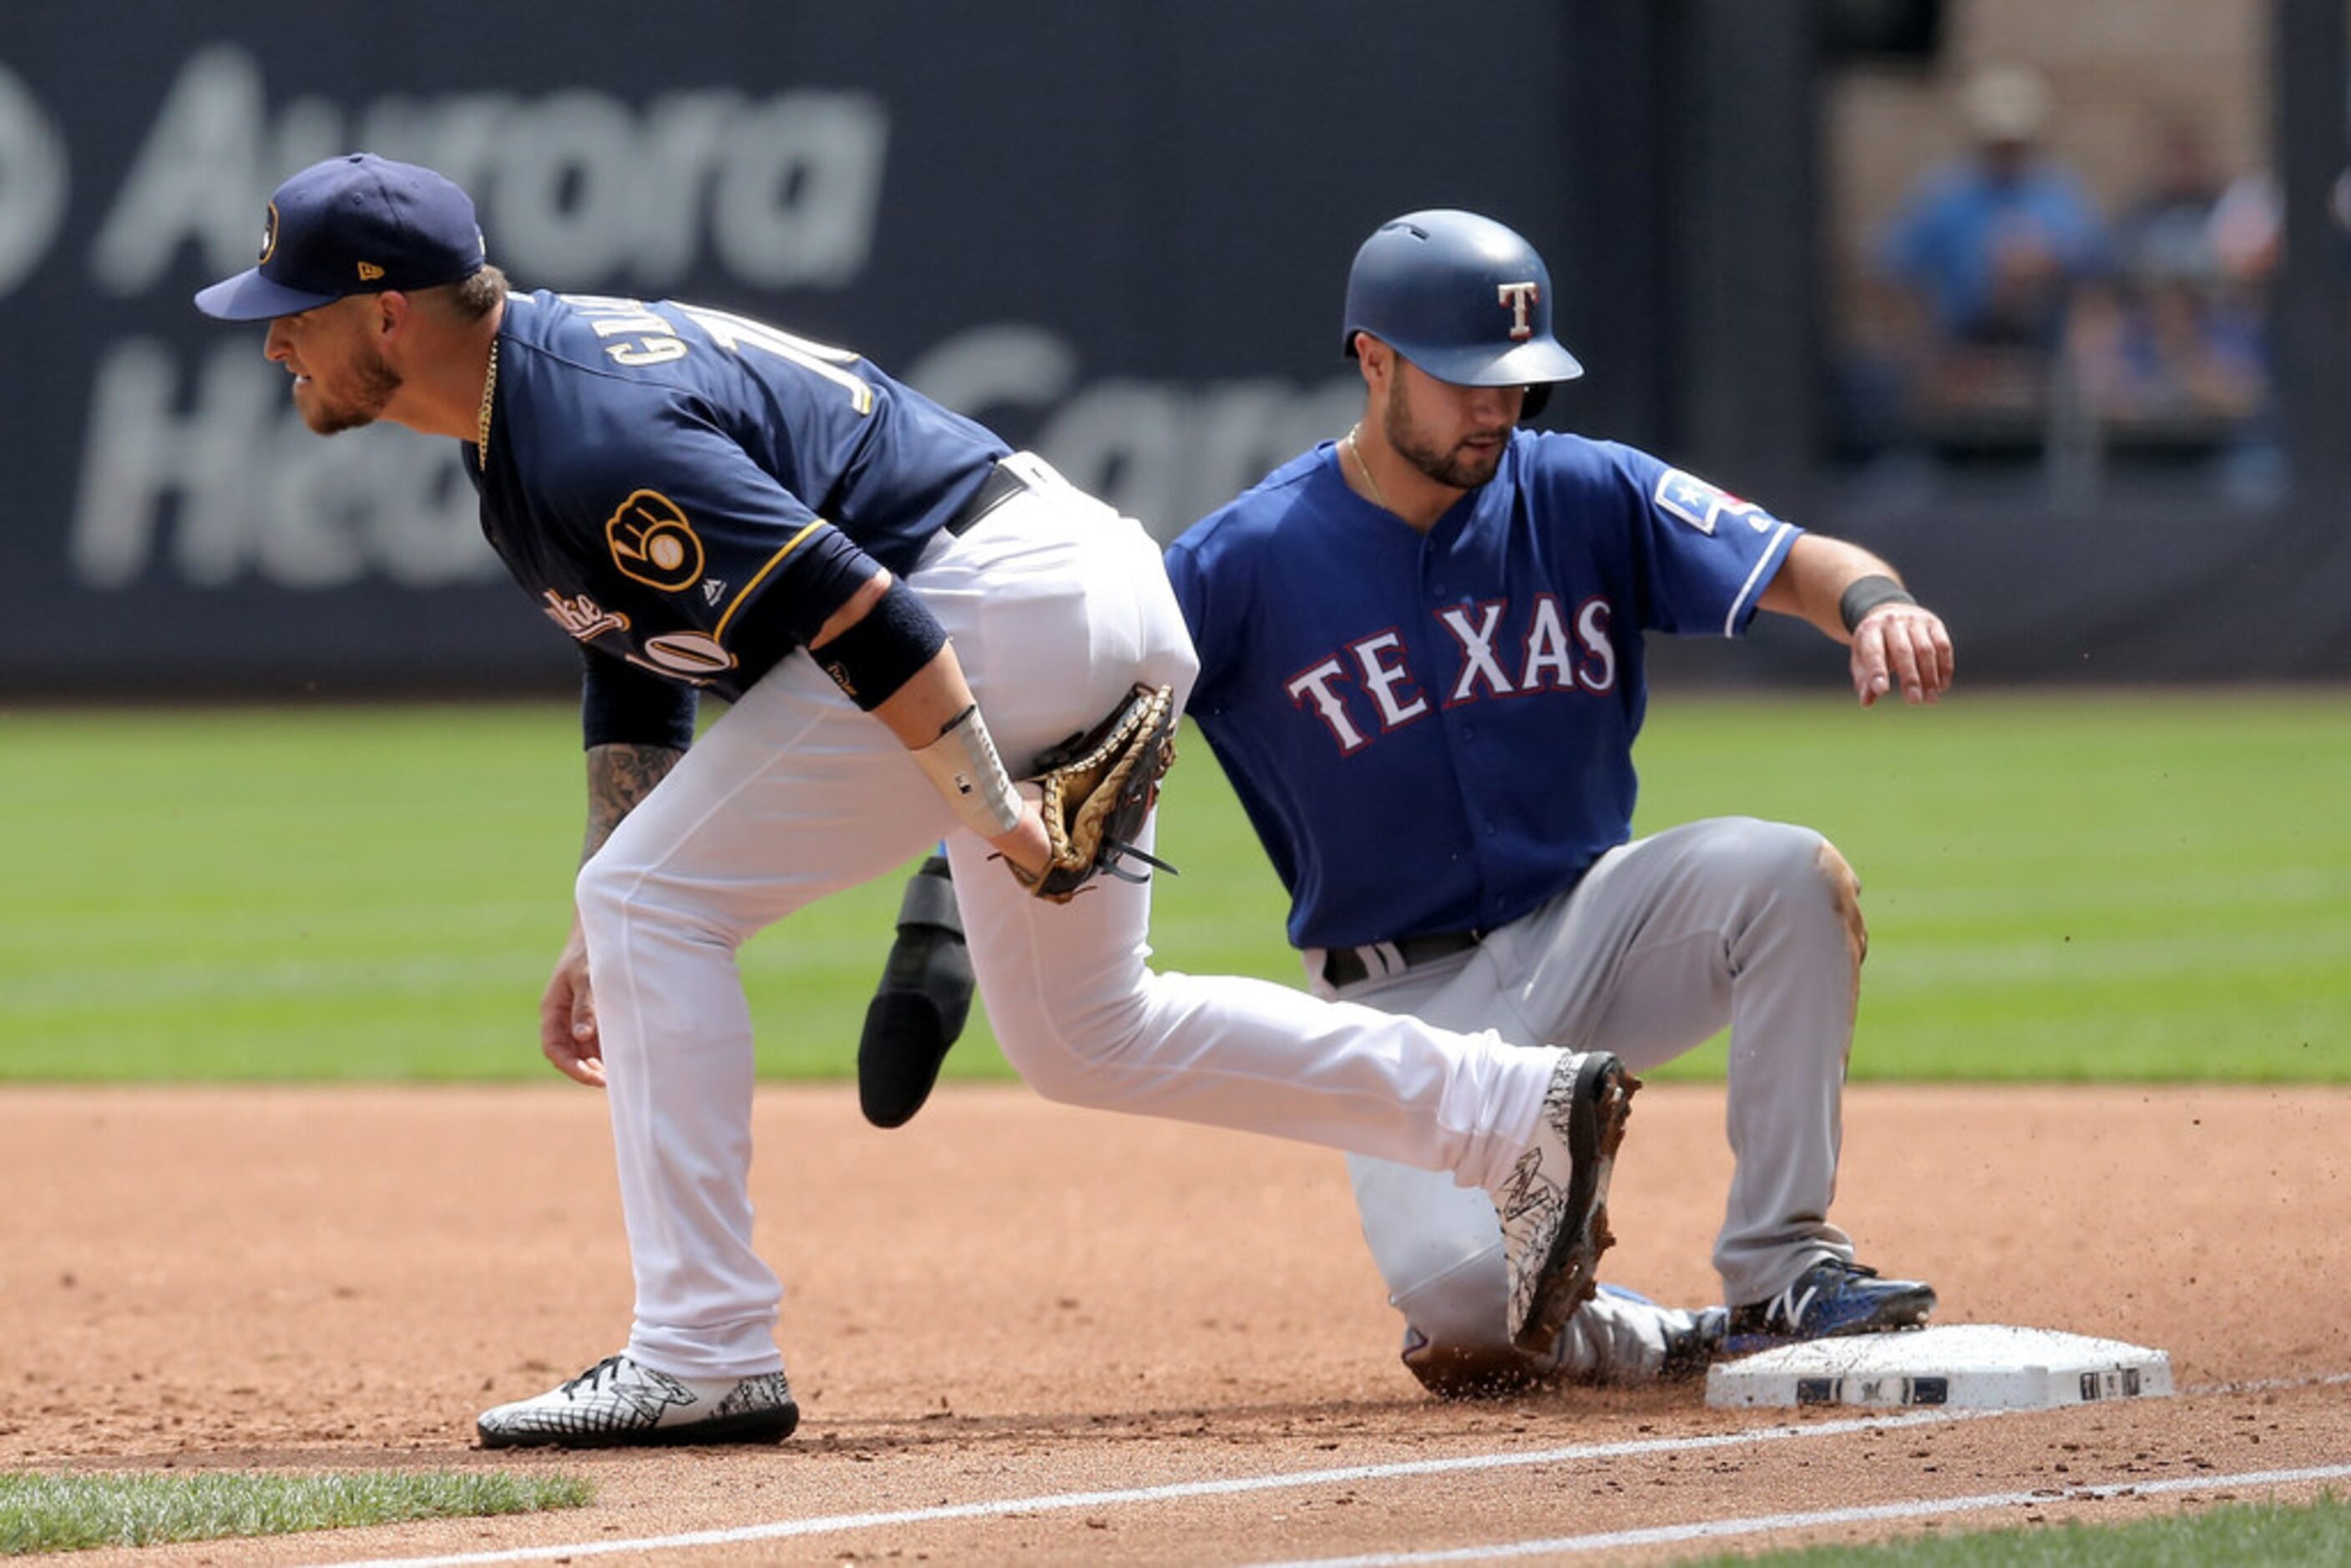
[3,1082,2345,1564]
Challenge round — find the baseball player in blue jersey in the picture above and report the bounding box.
[195,157,1644,1446]
[1160,210,1954,1396]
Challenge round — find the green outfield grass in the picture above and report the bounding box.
[1,689,2343,1084]
[0,1469,590,1555]
[1689,1490,2351,1566]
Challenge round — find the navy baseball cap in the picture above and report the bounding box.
[194,153,487,321]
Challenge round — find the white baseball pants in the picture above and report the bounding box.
[574,458,1565,1378]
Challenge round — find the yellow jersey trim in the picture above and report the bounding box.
[715,519,829,642]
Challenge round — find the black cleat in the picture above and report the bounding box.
[857,855,974,1129]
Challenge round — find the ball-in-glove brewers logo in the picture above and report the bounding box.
[605,490,706,591]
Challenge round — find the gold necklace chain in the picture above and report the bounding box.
[1344,424,1392,513]
[475,337,499,470]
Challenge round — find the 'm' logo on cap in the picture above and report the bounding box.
[357,261,385,281]
[259,203,280,264]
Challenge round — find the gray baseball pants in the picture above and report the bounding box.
[1312,817,1863,1379]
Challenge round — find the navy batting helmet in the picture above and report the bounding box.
[1342,210,1583,404]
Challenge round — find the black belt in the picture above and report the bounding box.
[1322,929,1484,988]
[944,461,1029,536]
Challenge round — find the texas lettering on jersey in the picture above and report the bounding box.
[1165,429,1802,948]
[1287,594,1616,754]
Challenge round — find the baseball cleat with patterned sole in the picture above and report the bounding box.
[477,1353,798,1449]
[1494,1050,1637,1358]
[1722,1260,1937,1356]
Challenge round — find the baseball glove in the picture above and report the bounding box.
[1011,682,1180,903]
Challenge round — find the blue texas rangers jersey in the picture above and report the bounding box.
[468,291,1009,715]
[1165,429,1799,951]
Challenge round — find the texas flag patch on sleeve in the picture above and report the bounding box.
[1653,468,1764,535]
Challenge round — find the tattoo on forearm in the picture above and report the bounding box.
[583,743,685,862]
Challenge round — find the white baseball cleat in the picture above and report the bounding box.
[476,1353,798,1449]
[1492,1050,1637,1358]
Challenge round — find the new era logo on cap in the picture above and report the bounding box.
[194,153,487,321]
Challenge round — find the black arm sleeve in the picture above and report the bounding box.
[579,643,699,751]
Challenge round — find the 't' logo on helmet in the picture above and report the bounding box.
[1498,281,1540,341]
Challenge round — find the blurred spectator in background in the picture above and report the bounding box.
[2207,160,2351,288]
[2067,116,2267,466]
[2065,250,2266,436]
[1871,64,2110,439]
[2207,168,2286,286]
[2111,117,2228,284]
[2170,134,2351,500]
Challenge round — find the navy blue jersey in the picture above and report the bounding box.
[469,291,1009,722]
[1165,429,1799,951]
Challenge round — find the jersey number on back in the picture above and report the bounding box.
[564,295,875,415]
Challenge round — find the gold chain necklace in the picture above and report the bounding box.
[1344,424,1393,513]
[475,337,499,470]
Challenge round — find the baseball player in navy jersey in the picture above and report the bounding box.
[1159,210,1954,1395]
[195,156,1645,1446]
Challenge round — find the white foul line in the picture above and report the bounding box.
[1245,1462,2351,1566]
[316,1370,2351,1568]
[316,1410,1969,1567]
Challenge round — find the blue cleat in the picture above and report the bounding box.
[1722,1260,1935,1356]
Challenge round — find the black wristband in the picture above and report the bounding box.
[812,579,948,711]
[1838,574,1918,634]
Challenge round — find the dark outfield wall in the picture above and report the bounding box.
[0,1,1654,696]
[2,3,2344,697]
